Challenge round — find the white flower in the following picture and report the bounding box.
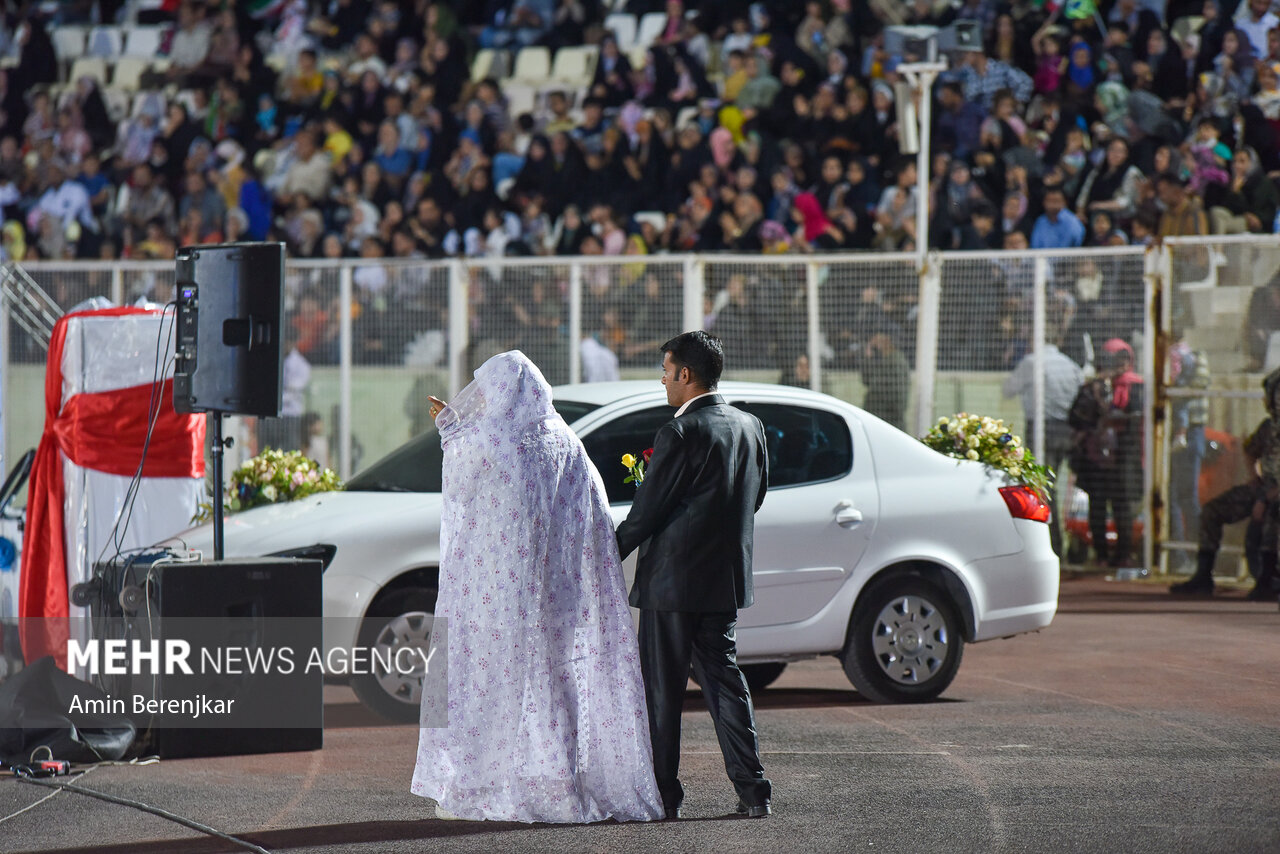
[967,436,980,448]
[966,449,979,460]
[1014,447,1025,459]
[262,485,278,501]
[1009,465,1022,477]
[938,416,949,425]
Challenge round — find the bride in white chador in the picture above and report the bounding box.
[411,351,664,823]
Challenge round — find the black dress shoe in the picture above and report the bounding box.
[1244,581,1280,601]
[1170,576,1214,596]
[736,800,771,818]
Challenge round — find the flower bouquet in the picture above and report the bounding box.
[621,448,654,486]
[195,448,343,522]
[920,414,1053,499]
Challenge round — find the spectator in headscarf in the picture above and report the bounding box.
[1209,146,1280,234]
[790,191,843,250]
[591,35,634,107]
[1076,137,1146,225]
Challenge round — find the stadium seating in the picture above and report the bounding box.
[635,13,667,49]
[604,13,637,50]
[68,57,109,87]
[511,47,552,85]
[111,57,150,92]
[122,26,165,58]
[86,25,124,58]
[549,46,597,87]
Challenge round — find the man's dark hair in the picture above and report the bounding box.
[971,199,997,220]
[663,331,724,390]
[1156,170,1185,188]
[1043,185,1066,199]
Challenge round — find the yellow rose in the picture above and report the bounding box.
[968,436,980,448]
[966,449,979,460]
[1009,465,1022,477]
[621,453,637,468]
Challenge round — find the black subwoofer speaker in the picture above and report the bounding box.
[90,555,323,759]
[173,242,285,417]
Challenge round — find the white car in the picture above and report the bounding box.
[172,382,1059,721]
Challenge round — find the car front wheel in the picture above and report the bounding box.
[841,577,964,704]
[350,586,438,722]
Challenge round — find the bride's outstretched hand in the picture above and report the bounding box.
[428,396,448,421]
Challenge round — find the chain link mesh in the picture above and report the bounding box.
[702,258,807,387]
[1164,238,1280,576]
[5,239,1279,576]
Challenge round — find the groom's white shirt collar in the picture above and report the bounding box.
[675,391,718,418]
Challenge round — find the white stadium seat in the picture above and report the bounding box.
[102,87,131,122]
[471,48,499,82]
[550,46,597,86]
[604,13,637,49]
[123,27,165,58]
[111,56,149,92]
[87,26,124,58]
[68,57,109,87]
[503,84,537,119]
[511,47,551,85]
[52,26,88,63]
[636,13,667,49]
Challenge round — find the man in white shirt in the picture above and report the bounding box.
[581,334,620,383]
[1237,0,1280,58]
[35,160,97,234]
[1002,327,1084,556]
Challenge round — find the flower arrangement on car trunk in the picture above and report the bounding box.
[921,414,1053,499]
[195,448,343,522]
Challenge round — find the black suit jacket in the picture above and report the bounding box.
[615,394,769,612]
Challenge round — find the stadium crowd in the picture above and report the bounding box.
[0,0,1277,381]
[1,0,1278,267]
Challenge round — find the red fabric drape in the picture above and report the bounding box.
[19,308,206,668]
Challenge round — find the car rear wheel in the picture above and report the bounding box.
[350,586,438,722]
[740,662,787,692]
[841,577,964,704]
[687,662,786,693]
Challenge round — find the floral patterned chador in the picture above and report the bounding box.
[411,351,664,823]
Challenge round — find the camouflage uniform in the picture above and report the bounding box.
[1176,368,1280,596]
[1196,421,1276,555]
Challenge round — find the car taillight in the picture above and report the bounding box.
[999,486,1050,522]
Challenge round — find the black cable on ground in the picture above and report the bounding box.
[11,773,272,854]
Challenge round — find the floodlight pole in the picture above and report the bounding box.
[896,61,947,273]
[898,60,947,437]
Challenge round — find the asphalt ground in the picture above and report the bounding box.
[2,576,1278,854]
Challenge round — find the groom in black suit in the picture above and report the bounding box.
[615,331,772,820]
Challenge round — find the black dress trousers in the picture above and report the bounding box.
[638,609,772,810]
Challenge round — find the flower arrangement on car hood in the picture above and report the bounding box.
[195,448,343,521]
[921,414,1053,499]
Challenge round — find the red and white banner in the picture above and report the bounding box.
[19,308,206,669]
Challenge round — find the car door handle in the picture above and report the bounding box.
[835,502,863,527]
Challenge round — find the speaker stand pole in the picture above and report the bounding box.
[211,411,226,561]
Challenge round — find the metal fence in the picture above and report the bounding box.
[6,236,1280,573]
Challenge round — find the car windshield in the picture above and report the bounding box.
[344,399,600,493]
